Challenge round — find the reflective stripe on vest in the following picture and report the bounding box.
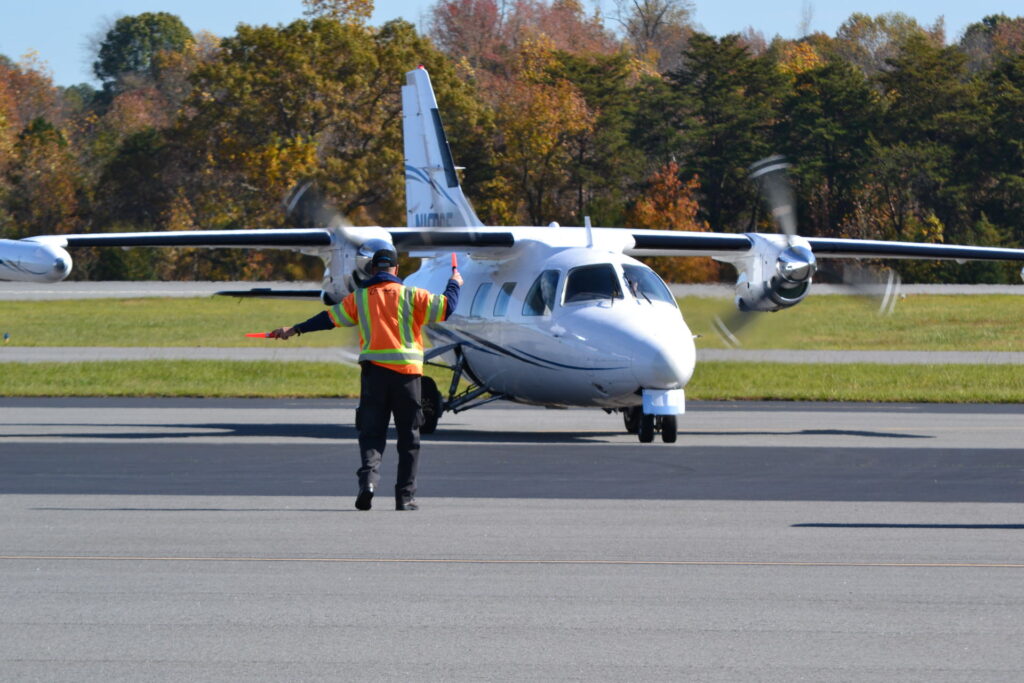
[427,293,445,323]
[399,286,416,348]
[329,302,356,327]
[355,288,373,351]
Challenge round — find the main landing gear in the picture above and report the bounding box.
[420,345,506,435]
[622,406,677,444]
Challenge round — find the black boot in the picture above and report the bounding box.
[395,496,419,511]
[355,483,374,511]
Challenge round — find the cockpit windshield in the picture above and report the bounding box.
[563,264,623,304]
[622,264,676,306]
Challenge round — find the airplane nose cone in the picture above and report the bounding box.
[631,335,695,390]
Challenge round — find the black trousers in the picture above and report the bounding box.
[356,362,422,501]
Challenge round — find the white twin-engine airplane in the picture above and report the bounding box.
[3,67,1024,442]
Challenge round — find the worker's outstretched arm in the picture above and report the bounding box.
[270,295,356,340]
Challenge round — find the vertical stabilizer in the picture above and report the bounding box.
[402,67,483,228]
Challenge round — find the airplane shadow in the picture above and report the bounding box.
[793,523,1024,530]
[8,423,626,444]
[31,506,354,513]
[685,429,929,440]
[10,423,925,443]
[4,438,1024,502]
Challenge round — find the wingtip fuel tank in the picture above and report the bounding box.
[0,238,73,283]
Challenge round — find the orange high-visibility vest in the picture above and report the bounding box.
[327,281,449,375]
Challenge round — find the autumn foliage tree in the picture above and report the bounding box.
[428,0,616,81]
[3,8,1024,283]
[490,38,595,224]
[0,57,85,240]
[628,161,719,282]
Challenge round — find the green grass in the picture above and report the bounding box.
[0,298,345,348]
[680,294,1024,351]
[1,294,1022,350]
[0,361,457,398]
[2,360,1021,402]
[1,294,1022,401]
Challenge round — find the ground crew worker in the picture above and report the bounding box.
[268,245,462,511]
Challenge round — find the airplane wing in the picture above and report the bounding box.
[388,228,515,250]
[47,229,334,249]
[38,227,517,251]
[625,230,753,257]
[624,229,1024,263]
[28,226,1024,262]
[4,225,521,285]
[804,237,1024,262]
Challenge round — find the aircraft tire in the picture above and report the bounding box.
[623,406,641,434]
[660,415,677,443]
[638,414,655,443]
[420,376,442,435]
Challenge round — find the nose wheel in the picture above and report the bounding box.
[623,407,678,443]
[659,415,677,443]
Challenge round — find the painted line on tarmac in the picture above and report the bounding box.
[2,555,1022,569]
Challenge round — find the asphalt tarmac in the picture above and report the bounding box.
[2,399,1023,682]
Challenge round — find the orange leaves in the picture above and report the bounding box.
[629,161,705,232]
[628,162,720,282]
[776,42,822,77]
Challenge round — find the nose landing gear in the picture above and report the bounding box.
[622,406,678,444]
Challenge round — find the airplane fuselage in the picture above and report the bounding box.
[405,240,696,409]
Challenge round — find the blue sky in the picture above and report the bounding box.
[0,1,1016,87]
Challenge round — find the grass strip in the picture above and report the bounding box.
[2,294,1024,351]
[2,361,1021,402]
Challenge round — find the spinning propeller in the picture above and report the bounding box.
[712,156,900,348]
[712,156,816,347]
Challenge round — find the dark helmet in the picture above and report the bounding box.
[355,239,397,277]
[371,247,398,268]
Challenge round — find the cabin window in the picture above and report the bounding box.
[523,270,559,316]
[563,264,623,304]
[493,282,516,317]
[622,265,676,306]
[470,282,493,317]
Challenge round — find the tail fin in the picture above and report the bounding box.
[402,67,483,228]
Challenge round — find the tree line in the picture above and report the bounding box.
[1,1,1023,283]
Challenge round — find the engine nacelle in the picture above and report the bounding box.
[726,233,816,312]
[318,226,395,304]
[0,238,72,283]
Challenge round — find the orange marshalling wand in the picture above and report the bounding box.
[451,252,458,270]
[246,332,269,338]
